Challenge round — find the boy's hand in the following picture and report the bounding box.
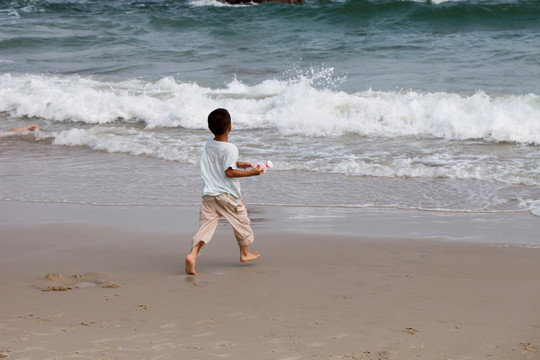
[251,166,263,176]
[236,161,253,169]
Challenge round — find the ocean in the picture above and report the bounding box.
[1,0,539,239]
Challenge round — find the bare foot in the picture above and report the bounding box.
[240,250,260,263]
[185,254,197,275]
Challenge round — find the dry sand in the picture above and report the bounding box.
[1,202,539,360]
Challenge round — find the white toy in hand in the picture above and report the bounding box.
[255,160,273,174]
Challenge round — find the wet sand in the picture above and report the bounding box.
[0,201,539,360]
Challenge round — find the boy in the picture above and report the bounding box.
[185,108,262,275]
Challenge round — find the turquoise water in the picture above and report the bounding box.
[2,0,540,93]
[1,0,539,222]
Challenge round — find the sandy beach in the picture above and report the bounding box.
[2,1,540,359]
[0,201,539,360]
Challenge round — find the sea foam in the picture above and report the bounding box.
[1,72,539,144]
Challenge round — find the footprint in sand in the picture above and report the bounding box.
[403,327,419,335]
[39,273,121,291]
[42,285,72,292]
[100,281,121,288]
[521,342,539,353]
[45,273,64,282]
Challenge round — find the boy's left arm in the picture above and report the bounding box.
[236,161,253,169]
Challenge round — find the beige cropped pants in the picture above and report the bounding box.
[192,194,255,249]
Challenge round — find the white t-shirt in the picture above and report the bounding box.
[200,139,242,199]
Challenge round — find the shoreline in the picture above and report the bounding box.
[2,200,539,246]
[1,201,539,359]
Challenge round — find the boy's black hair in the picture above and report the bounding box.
[208,108,231,135]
